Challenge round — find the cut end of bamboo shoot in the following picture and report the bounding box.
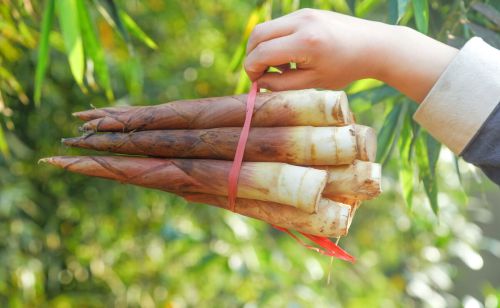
[323,197,361,231]
[327,91,353,126]
[355,125,377,162]
[322,160,382,200]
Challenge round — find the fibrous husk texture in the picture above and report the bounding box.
[42,89,381,237]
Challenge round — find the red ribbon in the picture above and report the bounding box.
[227,82,354,263]
[228,81,258,212]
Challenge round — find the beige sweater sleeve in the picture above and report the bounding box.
[413,37,500,154]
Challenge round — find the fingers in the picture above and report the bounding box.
[244,34,309,81]
[246,15,297,55]
[257,69,317,91]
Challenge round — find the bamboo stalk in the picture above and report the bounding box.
[320,160,382,200]
[182,193,353,237]
[74,90,353,132]
[40,156,327,213]
[62,125,376,165]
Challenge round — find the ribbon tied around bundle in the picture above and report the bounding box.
[227,82,354,263]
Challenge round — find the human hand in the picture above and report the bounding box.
[245,9,458,102]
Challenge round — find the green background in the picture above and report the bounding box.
[0,0,499,306]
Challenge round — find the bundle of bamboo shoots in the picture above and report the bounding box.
[41,89,381,239]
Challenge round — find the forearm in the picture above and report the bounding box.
[372,26,459,103]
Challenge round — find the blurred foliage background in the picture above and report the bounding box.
[1,0,500,307]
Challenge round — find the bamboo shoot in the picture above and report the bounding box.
[183,194,353,237]
[74,90,353,132]
[321,160,381,200]
[63,125,376,164]
[40,156,327,213]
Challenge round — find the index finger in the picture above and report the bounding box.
[246,15,297,55]
[244,34,308,81]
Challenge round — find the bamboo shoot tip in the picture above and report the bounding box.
[72,109,102,122]
[38,157,52,165]
[37,157,49,164]
[37,156,74,168]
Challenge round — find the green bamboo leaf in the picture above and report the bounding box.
[408,124,421,161]
[412,0,429,34]
[356,0,382,17]
[398,124,414,208]
[18,22,36,48]
[235,68,251,94]
[229,43,246,72]
[76,0,114,100]
[398,103,414,208]
[347,0,356,15]
[389,0,409,24]
[425,133,441,214]
[95,0,131,47]
[416,131,439,214]
[57,0,85,88]
[229,8,261,73]
[426,133,441,174]
[119,10,158,49]
[0,67,29,104]
[376,102,407,164]
[347,78,384,94]
[423,173,438,215]
[471,2,500,28]
[0,37,21,61]
[281,0,295,14]
[0,121,9,158]
[34,0,55,106]
[407,102,420,157]
[348,85,399,105]
[453,155,463,185]
[468,22,500,49]
[122,56,143,100]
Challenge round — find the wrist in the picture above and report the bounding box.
[362,23,403,81]
[373,25,459,102]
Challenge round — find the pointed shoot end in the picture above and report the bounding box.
[38,157,53,165]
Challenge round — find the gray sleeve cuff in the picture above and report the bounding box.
[413,37,500,154]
